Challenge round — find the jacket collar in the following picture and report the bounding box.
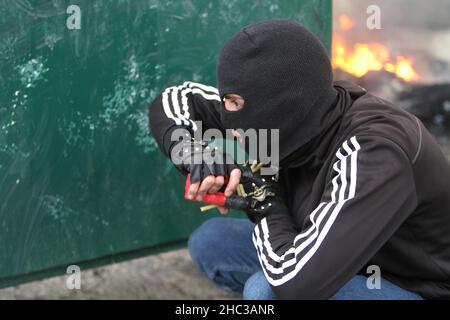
[280,81,367,170]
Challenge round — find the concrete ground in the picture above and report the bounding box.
[0,249,239,300]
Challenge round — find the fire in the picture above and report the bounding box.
[332,15,419,82]
[384,57,419,82]
[333,34,389,78]
[339,15,355,32]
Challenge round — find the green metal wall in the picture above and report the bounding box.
[0,0,332,288]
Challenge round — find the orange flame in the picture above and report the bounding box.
[333,16,419,83]
[384,57,419,82]
[339,15,355,32]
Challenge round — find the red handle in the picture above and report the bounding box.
[184,174,229,206]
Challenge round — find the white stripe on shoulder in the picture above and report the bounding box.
[178,86,198,132]
[161,81,221,131]
[170,87,190,126]
[162,87,182,126]
[184,81,220,95]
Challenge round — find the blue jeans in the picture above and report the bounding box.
[188,217,423,300]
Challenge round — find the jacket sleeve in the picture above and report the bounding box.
[252,135,418,299]
[149,81,225,157]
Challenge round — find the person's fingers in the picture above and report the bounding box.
[187,181,200,199]
[224,168,241,197]
[208,176,225,194]
[197,175,216,200]
[218,206,229,215]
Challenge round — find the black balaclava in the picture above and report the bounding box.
[217,20,338,167]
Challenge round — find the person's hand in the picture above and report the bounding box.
[239,165,286,223]
[187,167,241,215]
[216,168,241,215]
[171,139,241,214]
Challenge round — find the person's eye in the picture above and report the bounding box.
[233,100,239,107]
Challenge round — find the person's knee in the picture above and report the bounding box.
[331,275,423,300]
[188,218,228,268]
[243,272,277,300]
[188,218,260,294]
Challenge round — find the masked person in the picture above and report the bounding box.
[149,20,450,300]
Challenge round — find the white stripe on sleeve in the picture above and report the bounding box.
[252,137,361,286]
[161,82,221,131]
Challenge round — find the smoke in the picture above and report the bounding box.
[335,0,450,31]
[333,0,450,83]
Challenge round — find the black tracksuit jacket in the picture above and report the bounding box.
[149,80,450,299]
